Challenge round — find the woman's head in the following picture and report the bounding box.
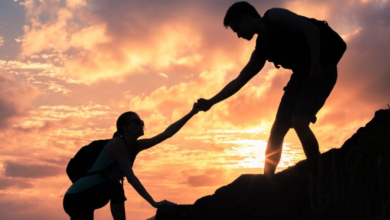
[113,111,145,138]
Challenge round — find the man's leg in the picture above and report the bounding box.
[292,65,337,159]
[264,122,290,177]
[291,115,320,159]
[265,72,304,177]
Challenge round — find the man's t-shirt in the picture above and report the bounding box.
[254,9,346,71]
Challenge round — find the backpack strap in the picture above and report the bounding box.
[120,137,127,186]
[80,137,126,178]
[101,137,128,186]
[82,137,132,188]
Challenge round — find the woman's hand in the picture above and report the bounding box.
[190,102,202,114]
[152,200,178,208]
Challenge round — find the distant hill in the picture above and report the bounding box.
[156,109,390,220]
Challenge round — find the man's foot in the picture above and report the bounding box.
[264,172,275,186]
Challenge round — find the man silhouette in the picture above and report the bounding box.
[197,2,346,177]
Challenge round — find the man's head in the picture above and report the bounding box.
[223,1,261,41]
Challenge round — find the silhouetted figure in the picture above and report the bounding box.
[63,103,200,220]
[197,2,346,177]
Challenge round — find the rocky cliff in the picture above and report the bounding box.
[156,109,390,220]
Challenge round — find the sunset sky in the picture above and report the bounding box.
[0,0,389,219]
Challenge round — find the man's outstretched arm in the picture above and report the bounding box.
[198,51,266,111]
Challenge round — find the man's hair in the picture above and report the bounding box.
[223,1,261,28]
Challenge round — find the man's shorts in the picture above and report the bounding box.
[275,65,337,127]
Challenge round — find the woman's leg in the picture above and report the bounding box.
[109,181,127,220]
[63,194,94,220]
[70,212,94,220]
[111,201,126,220]
[63,183,113,220]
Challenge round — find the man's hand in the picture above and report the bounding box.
[197,98,213,112]
[190,102,201,115]
[310,61,324,84]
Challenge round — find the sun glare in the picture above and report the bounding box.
[233,140,267,168]
[223,139,300,170]
[207,128,298,169]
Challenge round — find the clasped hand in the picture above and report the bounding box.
[196,98,212,112]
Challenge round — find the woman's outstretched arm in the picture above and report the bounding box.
[137,103,200,151]
[109,138,175,208]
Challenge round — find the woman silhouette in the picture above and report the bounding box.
[63,103,200,219]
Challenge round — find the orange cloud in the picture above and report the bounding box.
[21,8,74,57]
[66,0,87,9]
[17,0,255,84]
[0,70,38,130]
[186,168,228,187]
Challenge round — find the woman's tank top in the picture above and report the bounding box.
[66,138,138,194]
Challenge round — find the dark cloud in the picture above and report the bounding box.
[0,177,34,190]
[4,161,63,178]
[334,1,390,103]
[40,155,71,166]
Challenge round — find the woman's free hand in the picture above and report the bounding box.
[153,200,178,208]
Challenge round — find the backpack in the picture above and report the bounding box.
[66,139,111,183]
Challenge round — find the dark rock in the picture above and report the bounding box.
[156,109,390,220]
[156,205,193,220]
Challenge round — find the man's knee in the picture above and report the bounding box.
[291,115,311,130]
